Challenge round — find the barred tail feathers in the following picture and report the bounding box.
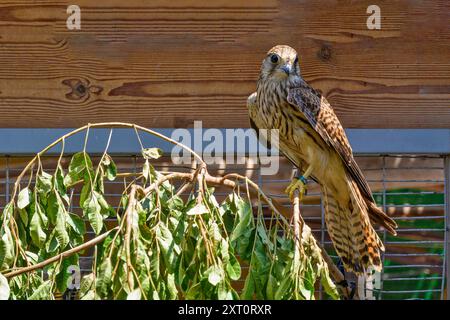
[322,178,384,275]
[367,201,398,236]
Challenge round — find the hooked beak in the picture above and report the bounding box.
[280,64,292,75]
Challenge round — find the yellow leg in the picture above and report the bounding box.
[285,166,313,201]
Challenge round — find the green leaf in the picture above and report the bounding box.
[218,282,234,300]
[102,154,117,181]
[274,275,291,300]
[30,203,47,248]
[217,281,227,300]
[2,203,13,220]
[17,187,31,209]
[175,255,185,286]
[186,203,208,216]
[142,148,163,160]
[66,213,86,235]
[206,265,222,286]
[80,290,95,300]
[156,222,179,273]
[230,200,252,242]
[127,288,141,300]
[135,240,151,274]
[185,282,201,300]
[96,258,113,297]
[16,218,27,249]
[83,192,103,235]
[299,282,313,300]
[220,238,230,263]
[226,252,241,281]
[257,223,273,251]
[25,251,39,264]
[206,191,220,212]
[28,280,52,300]
[240,271,255,299]
[49,192,70,248]
[79,181,91,208]
[70,151,94,176]
[65,152,94,186]
[54,164,67,197]
[55,210,69,249]
[0,228,14,269]
[96,191,114,218]
[140,277,151,297]
[237,227,256,263]
[79,273,94,298]
[55,254,79,293]
[117,262,134,295]
[266,274,276,300]
[45,192,58,225]
[150,248,160,280]
[36,171,53,195]
[142,159,151,183]
[39,200,48,226]
[45,231,59,254]
[0,239,7,269]
[320,266,339,300]
[151,290,160,300]
[0,273,10,300]
[166,273,178,300]
[95,172,105,194]
[18,208,28,227]
[253,237,270,272]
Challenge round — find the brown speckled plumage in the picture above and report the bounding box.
[247,45,397,274]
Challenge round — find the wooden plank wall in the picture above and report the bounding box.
[0,0,449,129]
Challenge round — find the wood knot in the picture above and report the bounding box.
[318,45,332,62]
[75,83,87,96]
[62,78,103,100]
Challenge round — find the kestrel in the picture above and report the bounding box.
[247,45,397,274]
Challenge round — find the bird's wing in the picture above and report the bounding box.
[287,84,374,202]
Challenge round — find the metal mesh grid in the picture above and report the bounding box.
[257,155,447,300]
[0,154,448,300]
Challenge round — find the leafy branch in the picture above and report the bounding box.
[0,122,343,300]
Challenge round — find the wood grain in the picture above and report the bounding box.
[0,0,449,128]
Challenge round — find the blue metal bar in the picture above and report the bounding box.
[0,128,448,155]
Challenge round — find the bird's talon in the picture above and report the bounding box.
[285,177,307,201]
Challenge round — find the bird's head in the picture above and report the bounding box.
[259,45,301,82]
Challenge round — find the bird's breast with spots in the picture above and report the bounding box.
[253,81,335,182]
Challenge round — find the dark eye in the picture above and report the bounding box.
[270,54,279,63]
[294,56,299,64]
